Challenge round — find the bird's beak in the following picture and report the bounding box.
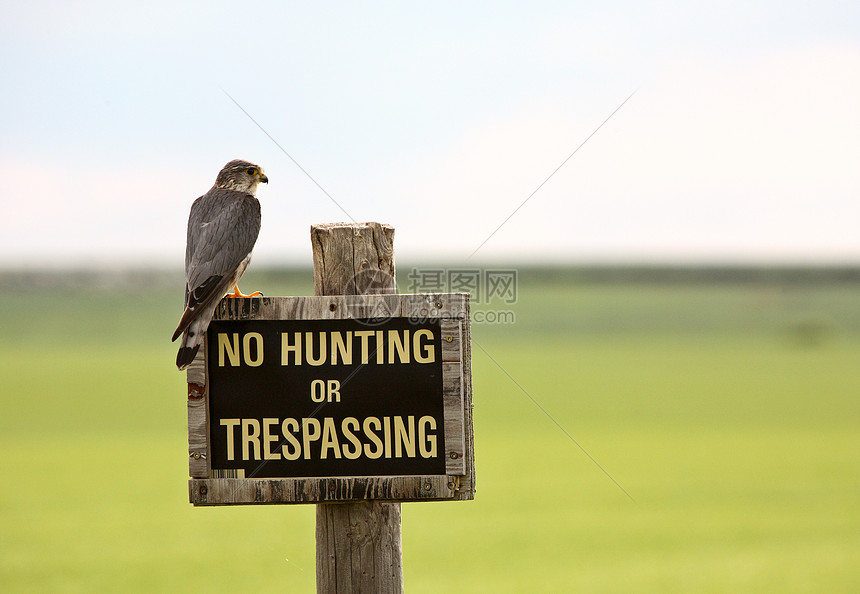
[260,173,269,184]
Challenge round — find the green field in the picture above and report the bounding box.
[1,267,858,592]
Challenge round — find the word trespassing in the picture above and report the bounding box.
[219,415,439,462]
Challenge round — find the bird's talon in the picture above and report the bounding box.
[226,285,262,298]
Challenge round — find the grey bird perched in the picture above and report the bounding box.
[172,159,268,370]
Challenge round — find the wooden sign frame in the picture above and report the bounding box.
[187,292,474,506]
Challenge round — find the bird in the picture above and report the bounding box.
[172,159,268,370]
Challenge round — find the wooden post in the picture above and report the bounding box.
[311,222,404,593]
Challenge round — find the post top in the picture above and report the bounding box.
[311,222,393,230]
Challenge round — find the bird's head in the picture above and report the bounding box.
[215,159,269,195]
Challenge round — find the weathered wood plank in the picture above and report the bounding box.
[456,295,475,500]
[187,396,209,478]
[443,360,466,475]
[190,475,455,506]
[187,341,208,478]
[186,341,206,387]
[210,293,468,324]
[440,319,462,362]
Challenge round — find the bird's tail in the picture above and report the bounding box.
[176,320,205,370]
[176,342,200,370]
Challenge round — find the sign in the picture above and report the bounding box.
[187,294,474,506]
[207,317,446,479]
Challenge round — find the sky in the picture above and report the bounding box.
[1,1,858,268]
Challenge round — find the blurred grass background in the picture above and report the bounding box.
[1,265,858,592]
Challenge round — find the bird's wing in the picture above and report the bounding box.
[172,188,261,340]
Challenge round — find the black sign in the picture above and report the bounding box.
[206,317,446,479]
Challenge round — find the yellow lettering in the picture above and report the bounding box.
[388,330,409,364]
[310,379,325,402]
[394,415,416,458]
[302,418,321,460]
[241,418,261,461]
[281,332,302,365]
[224,414,440,465]
[413,329,435,363]
[220,418,240,461]
[281,418,301,460]
[262,418,280,460]
[306,332,326,366]
[363,417,383,459]
[218,333,240,367]
[327,379,341,402]
[418,416,437,458]
[375,330,384,364]
[341,417,362,460]
[331,331,352,365]
[243,332,264,366]
[383,416,392,458]
[320,417,341,459]
[354,330,373,364]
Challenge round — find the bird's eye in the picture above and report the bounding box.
[247,167,257,176]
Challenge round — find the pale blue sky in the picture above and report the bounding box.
[1,1,858,267]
